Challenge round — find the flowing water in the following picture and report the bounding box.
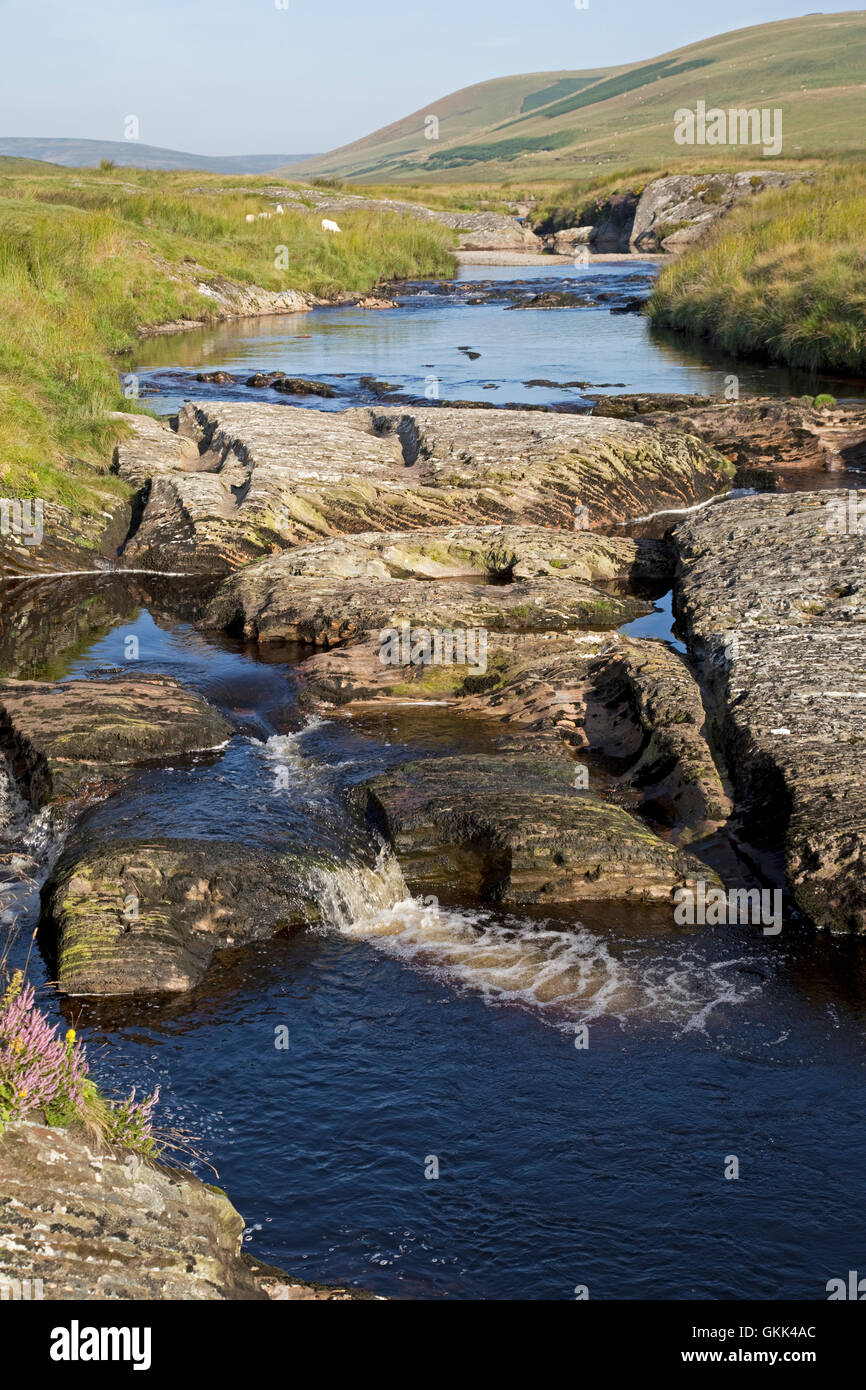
[128,262,863,414]
[3,261,866,1300]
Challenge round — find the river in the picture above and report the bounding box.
[1,259,865,1300]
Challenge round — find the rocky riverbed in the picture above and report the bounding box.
[3,248,866,1299]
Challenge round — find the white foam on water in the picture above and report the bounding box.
[0,757,62,936]
[310,850,765,1033]
[0,758,28,834]
[0,758,54,862]
[250,718,334,799]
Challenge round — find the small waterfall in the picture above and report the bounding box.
[0,756,62,937]
[309,847,626,1024]
[311,847,411,931]
[310,848,767,1032]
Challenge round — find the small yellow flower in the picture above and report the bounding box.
[17,1088,27,1099]
[65,1029,76,1046]
[11,1037,23,1055]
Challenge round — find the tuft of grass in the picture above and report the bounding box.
[648,167,866,375]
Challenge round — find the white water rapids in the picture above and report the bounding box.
[254,723,767,1033]
[305,846,764,1034]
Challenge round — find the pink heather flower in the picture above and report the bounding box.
[0,981,88,1125]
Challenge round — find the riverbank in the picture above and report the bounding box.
[0,165,456,519]
[0,1116,369,1299]
[648,167,866,376]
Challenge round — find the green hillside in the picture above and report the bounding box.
[284,67,620,181]
[288,12,866,183]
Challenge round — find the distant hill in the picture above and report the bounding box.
[0,138,313,174]
[286,12,866,182]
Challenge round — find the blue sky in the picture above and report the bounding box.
[0,0,825,154]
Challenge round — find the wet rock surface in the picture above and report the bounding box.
[348,753,709,906]
[507,290,597,310]
[673,489,866,932]
[0,675,232,806]
[45,837,318,995]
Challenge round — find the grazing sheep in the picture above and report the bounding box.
[322,218,341,233]
[276,204,284,214]
[245,213,256,223]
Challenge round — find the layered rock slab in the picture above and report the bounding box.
[0,1120,267,1300]
[203,571,647,646]
[304,629,729,843]
[673,489,866,931]
[630,171,803,252]
[202,523,670,585]
[348,753,708,906]
[0,676,232,806]
[45,838,321,994]
[637,398,866,476]
[120,402,732,573]
[584,636,731,838]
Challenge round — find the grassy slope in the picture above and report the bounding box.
[285,68,619,180]
[291,12,866,183]
[0,166,455,513]
[648,167,866,375]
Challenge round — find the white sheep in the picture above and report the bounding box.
[276,205,284,214]
[322,218,341,233]
[245,213,256,223]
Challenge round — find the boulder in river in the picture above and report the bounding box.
[507,290,595,310]
[0,675,232,806]
[45,837,322,994]
[347,752,711,906]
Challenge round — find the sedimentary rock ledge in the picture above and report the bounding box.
[0,1120,362,1299]
[203,572,647,646]
[0,676,232,805]
[348,752,710,905]
[117,403,733,573]
[673,489,866,932]
[45,838,323,994]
